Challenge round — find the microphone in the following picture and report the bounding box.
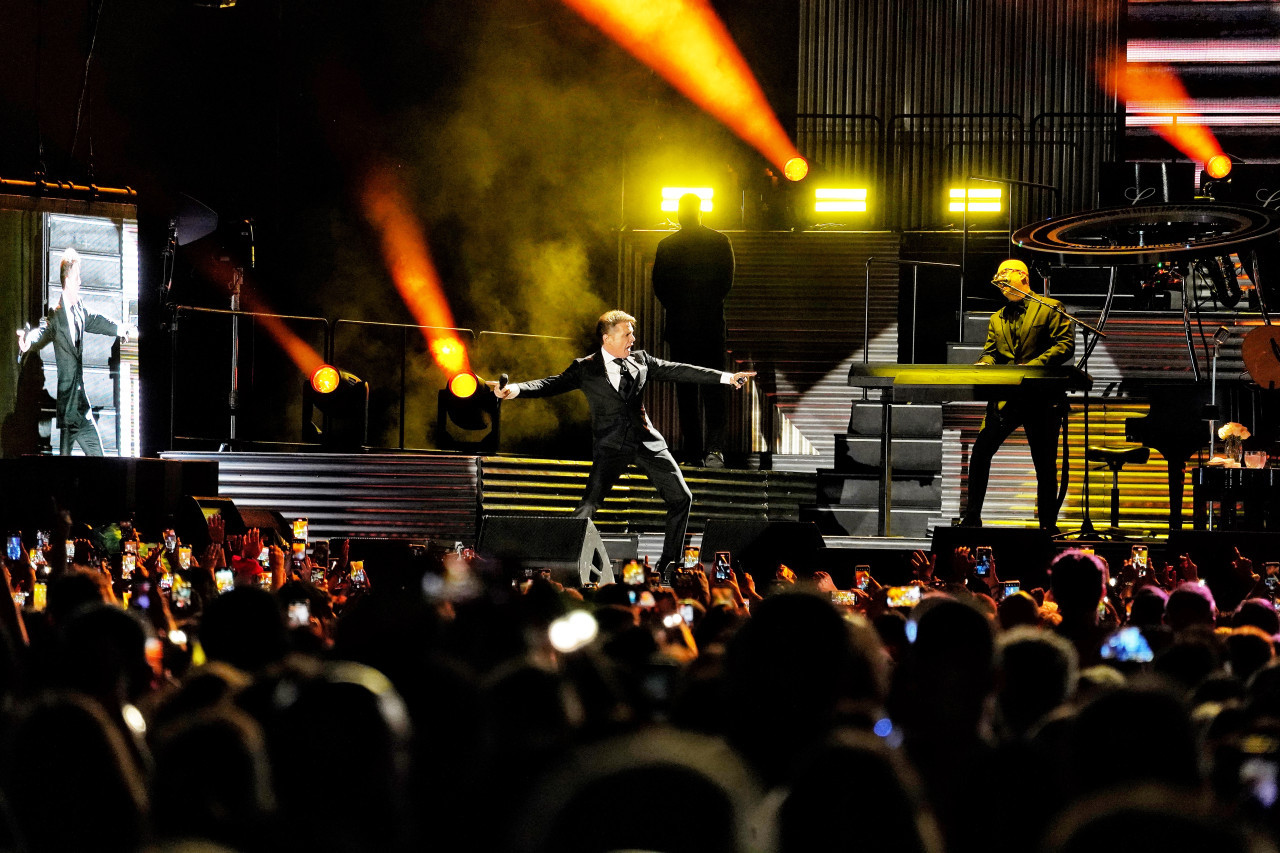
[499,373,508,390]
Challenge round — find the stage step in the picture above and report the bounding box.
[802,505,935,538]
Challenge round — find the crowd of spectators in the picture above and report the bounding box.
[2,507,1280,853]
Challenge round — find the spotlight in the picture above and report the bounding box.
[302,365,369,449]
[1205,154,1233,180]
[661,187,713,213]
[948,187,1002,213]
[437,372,499,452]
[783,157,810,182]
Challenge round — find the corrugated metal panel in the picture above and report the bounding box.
[798,0,1123,228]
[163,451,480,542]
[479,456,817,533]
[619,230,899,467]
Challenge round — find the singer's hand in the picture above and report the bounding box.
[729,371,756,389]
[119,323,139,342]
[487,380,519,399]
[15,329,29,354]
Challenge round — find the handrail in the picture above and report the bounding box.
[863,258,964,365]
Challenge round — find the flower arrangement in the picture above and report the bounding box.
[1218,422,1251,440]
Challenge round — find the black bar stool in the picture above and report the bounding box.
[1085,444,1151,534]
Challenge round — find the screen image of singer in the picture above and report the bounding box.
[0,193,140,457]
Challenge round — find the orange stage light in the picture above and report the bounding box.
[783,157,809,182]
[1104,52,1225,166]
[448,372,479,398]
[361,166,471,377]
[559,0,804,174]
[310,364,341,394]
[1205,154,1233,179]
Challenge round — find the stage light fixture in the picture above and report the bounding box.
[1205,154,1234,179]
[661,187,713,213]
[948,187,1002,213]
[784,157,810,182]
[302,365,369,449]
[437,372,500,453]
[814,188,868,213]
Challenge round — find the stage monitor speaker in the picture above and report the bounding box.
[931,527,1055,590]
[700,519,824,577]
[328,538,433,593]
[476,516,614,587]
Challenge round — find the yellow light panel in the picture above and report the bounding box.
[948,187,1003,213]
[661,187,714,212]
[814,188,869,213]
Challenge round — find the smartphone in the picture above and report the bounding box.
[178,546,192,570]
[636,590,656,609]
[975,546,993,578]
[293,518,309,544]
[215,568,235,594]
[123,539,138,556]
[258,546,270,568]
[133,582,152,611]
[1131,544,1149,571]
[831,589,860,606]
[1002,580,1021,599]
[311,540,329,565]
[622,560,645,586]
[886,585,923,608]
[349,561,367,587]
[679,603,695,624]
[714,552,732,582]
[31,582,46,612]
[6,535,21,562]
[287,600,311,628]
[122,553,137,578]
[35,530,49,550]
[65,539,75,565]
[291,538,306,565]
[174,582,192,606]
[855,567,871,590]
[163,529,178,552]
[1099,626,1154,663]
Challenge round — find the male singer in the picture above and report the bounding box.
[961,259,1075,531]
[16,248,137,456]
[490,310,755,578]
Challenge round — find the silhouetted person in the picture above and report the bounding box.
[962,259,1075,530]
[16,247,136,456]
[491,310,754,575]
[1049,549,1108,665]
[652,193,735,467]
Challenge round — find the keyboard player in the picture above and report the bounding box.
[961,260,1076,531]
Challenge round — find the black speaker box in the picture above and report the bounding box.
[931,527,1055,590]
[476,516,614,587]
[0,457,219,534]
[700,519,824,577]
[1165,530,1280,611]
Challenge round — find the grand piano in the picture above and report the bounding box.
[847,363,1092,535]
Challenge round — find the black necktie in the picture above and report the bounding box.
[614,358,633,397]
[72,305,83,347]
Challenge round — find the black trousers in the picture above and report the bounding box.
[573,442,692,568]
[59,402,104,457]
[964,399,1064,526]
[668,340,727,456]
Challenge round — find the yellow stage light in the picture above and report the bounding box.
[310,365,341,394]
[449,372,479,399]
[948,187,1002,213]
[783,157,810,182]
[661,187,714,212]
[814,188,868,213]
[1205,154,1233,179]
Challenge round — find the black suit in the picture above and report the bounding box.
[652,224,734,456]
[964,296,1075,527]
[516,349,725,567]
[26,300,119,456]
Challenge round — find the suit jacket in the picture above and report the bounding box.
[652,225,734,344]
[27,300,119,421]
[517,350,723,453]
[977,296,1075,368]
